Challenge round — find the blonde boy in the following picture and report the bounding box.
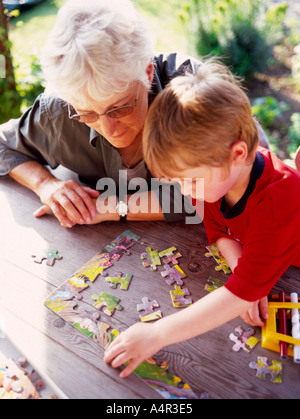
[104,60,300,377]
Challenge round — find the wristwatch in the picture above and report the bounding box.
[116,200,128,221]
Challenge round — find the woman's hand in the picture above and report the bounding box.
[34,178,99,228]
[240,296,269,327]
[104,322,164,378]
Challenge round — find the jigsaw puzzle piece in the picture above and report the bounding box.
[137,297,162,322]
[170,285,193,308]
[92,292,124,317]
[78,258,113,281]
[229,326,259,353]
[205,276,226,292]
[205,243,231,274]
[103,231,140,261]
[249,357,282,383]
[105,272,133,290]
[141,247,161,270]
[32,249,62,266]
[133,358,198,399]
[161,264,186,286]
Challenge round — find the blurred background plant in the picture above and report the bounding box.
[179,0,287,78]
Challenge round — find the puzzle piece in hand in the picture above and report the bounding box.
[229,326,259,353]
[205,276,226,292]
[205,243,231,274]
[161,264,186,286]
[170,285,193,308]
[249,357,282,383]
[32,249,62,266]
[105,272,133,290]
[92,292,124,317]
[141,247,161,270]
[137,297,162,322]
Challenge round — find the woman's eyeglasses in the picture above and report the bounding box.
[68,83,140,124]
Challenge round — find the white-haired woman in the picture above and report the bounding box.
[0,0,268,227]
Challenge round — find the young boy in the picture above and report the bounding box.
[104,60,300,378]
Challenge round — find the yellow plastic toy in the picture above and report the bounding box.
[261,302,300,357]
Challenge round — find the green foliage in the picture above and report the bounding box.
[180,0,287,78]
[14,50,45,111]
[287,113,300,154]
[251,96,290,128]
[291,51,300,93]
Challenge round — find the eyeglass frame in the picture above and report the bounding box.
[67,82,141,123]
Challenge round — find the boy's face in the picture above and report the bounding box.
[173,164,241,203]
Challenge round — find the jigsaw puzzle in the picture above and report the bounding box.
[141,247,161,270]
[32,249,62,266]
[170,285,193,308]
[0,353,41,399]
[205,276,226,292]
[133,358,198,399]
[229,326,259,353]
[92,292,124,317]
[249,357,282,383]
[205,243,231,274]
[161,264,186,286]
[105,272,132,290]
[137,297,162,322]
[44,231,198,399]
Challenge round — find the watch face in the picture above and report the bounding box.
[117,201,128,216]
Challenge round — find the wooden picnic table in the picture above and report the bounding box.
[0,173,299,400]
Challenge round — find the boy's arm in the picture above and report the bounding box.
[216,236,268,326]
[104,286,252,378]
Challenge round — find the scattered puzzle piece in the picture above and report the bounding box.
[103,231,140,261]
[32,249,62,266]
[229,326,259,353]
[170,285,193,308]
[141,247,161,270]
[249,357,282,383]
[105,272,132,290]
[137,297,162,322]
[205,276,226,292]
[92,292,124,317]
[161,264,186,286]
[205,243,231,274]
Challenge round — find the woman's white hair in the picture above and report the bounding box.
[41,0,154,106]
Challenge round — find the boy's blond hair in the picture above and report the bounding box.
[143,59,259,178]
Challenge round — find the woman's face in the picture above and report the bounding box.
[72,81,150,149]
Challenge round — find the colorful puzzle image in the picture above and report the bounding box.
[137,297,163,322]
[249,357,282,383]
[170,285,193,308]
[32,249,62,266]
[133,358,198,399]
[205,243,231,274]
[229,326,259,353]
[205,276,226,292]
[161,264,186,286]
[0,353,41,399]
[44,231,198,399]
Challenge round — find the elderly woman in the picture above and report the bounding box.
[0,0,267,228]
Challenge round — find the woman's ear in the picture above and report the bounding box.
[230,141,249,166]
[146,61,154,84]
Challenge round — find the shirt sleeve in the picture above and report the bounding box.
[225,190,300,302]
[0,94,63,175]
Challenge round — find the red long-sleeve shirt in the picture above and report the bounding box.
[203,147,300,301]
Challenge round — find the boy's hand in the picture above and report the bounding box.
[240,296,269,327]
[104,322,163,378]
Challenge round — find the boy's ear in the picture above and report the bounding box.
[230,141,248,166]
[146,61,154,84]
